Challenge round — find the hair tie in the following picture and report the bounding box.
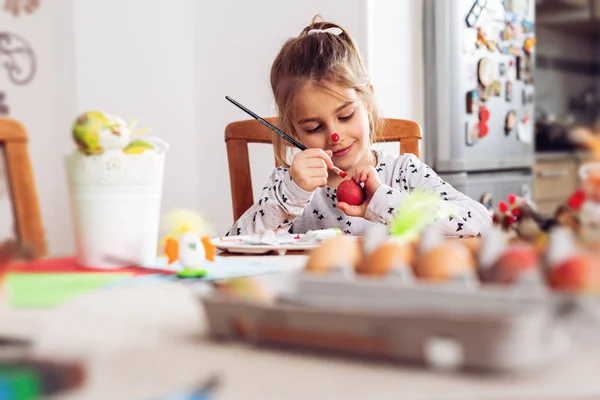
[306,27,343,36]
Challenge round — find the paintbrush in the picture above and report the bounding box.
[225,96,347,178]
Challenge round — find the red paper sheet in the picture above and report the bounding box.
[7,256,175,275]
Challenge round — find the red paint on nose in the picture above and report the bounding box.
[331,132,340,142]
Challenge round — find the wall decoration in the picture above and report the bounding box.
[0,0,40,115]
[0,91,8,115]
[0,32,37,86]
[3,0,40,17]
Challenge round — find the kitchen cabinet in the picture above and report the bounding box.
[537,0,600,36]
[534,152,592,214]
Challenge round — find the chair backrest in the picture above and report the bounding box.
[225,118,422,221]
[0,117,46,257]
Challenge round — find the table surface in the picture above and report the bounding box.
[2,254,600,400]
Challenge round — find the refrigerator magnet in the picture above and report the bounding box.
[502,23,515,41]
[499,62,506,77]
[466,0,488,27]
[478,58,494,86]
[517,115,533,143]
[505,11,517,24]
[489,81,502,97]
[508,59,517,80]
[479,121,490,138]
[522,20,535,34]
[516,56,523,80]
[522,86,534,104]
[476,27,497,51]
[479,85,490,102]
[466,120,480,146]
[505,81,512,102]
[478,105,490,138]
[466,90,479,114]
[505,110,517,135]
[523,37,536,55]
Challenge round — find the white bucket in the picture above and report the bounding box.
[65,138,168,268]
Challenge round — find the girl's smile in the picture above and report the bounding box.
[331,142,354,158]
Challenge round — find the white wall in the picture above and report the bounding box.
[73,0,199,221]
[2,0,424,255]
[367,0,424,156]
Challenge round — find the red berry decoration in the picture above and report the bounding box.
[567,189,586,210]
[498,200,508,213]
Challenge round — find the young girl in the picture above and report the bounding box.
[226,16,491,238]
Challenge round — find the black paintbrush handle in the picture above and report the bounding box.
[225,96,307,150]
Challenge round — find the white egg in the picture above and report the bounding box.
[98,127,131,150]
[178,232,206,269]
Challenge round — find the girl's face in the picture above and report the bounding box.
[291,82,374,172]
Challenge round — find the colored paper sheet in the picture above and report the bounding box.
[7,257,174,276]
[4,272,133,307]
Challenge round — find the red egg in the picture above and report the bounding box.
[481,243,540,284]
[547,253,600,292]
[337,180,366,206]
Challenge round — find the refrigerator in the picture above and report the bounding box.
[423,0,536,209]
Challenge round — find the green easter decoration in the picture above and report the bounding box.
[72,111,151,155]
[123,140,155,154]
[388,190,455,242]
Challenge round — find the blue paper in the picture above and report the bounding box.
[112,257,284,287]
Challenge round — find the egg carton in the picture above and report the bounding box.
[200,271,600,372]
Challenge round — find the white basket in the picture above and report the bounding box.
[65,138,168,268]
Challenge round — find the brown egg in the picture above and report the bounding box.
[415,242,475,281]
[305,235,362,273]
[357,240,415,276]
[454,236,481,257]
[215,277,273,303]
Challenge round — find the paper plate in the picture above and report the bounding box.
[210,234,320,255]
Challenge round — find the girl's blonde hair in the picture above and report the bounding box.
[270,15,383,167]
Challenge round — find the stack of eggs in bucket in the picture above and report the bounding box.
[72,111,155,155]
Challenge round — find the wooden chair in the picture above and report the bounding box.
[225,118,422,221]
[0,117,46,257]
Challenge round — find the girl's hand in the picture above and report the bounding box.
[290,149,334,192]
[336,165,382,217]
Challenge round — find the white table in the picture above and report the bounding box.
[2,254,600,400]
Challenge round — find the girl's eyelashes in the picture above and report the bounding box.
[303,111,354,133]
[305,125,322,133]
[339,111,355,122]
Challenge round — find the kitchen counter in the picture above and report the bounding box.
[535,150,595,162]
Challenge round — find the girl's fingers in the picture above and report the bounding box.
[307,168,328,178]
[336,202,364,217]
[353,168,368,184]
[312,176,328,188]
[315,149,334,169]
[302,157,328,169]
